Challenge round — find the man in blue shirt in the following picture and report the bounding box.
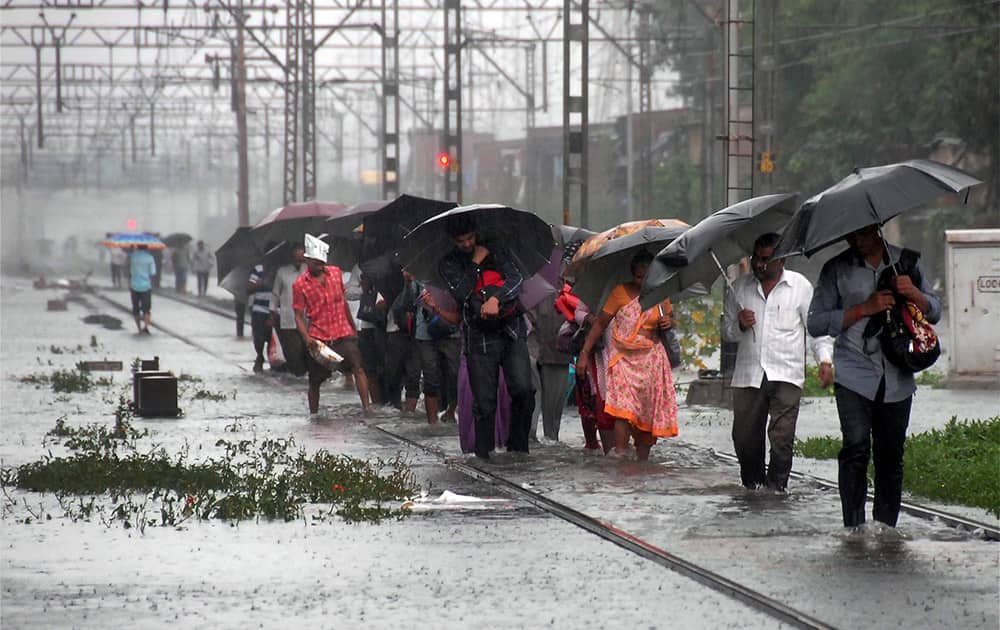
[129,245,157,334]
[808,223,941,529]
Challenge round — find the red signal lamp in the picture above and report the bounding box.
[437,152,452,170]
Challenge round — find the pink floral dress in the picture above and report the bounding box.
[601,295,678,440]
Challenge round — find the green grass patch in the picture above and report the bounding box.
[17,367,113,393]
[794,416,1000,517]
[914,369,947,388]
[2,399,417,528]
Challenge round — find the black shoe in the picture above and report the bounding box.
[253,358,264,373]
[142,327,151,335]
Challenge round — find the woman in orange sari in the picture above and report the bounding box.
[575,251,678,460]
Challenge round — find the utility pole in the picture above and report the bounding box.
[234,0,250,226]
[562,0,589,227]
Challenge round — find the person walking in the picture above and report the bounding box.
[576,251,678,461]
[722,233,834,492]
[191,240,214,297]
[270,243,309,376]
[438,214,535,459]
[415,283,461,424]
[110,245,127,289]
[352,271,388,404]
[383,273,421,412]
[172,242,191,293]
[808,223,941,529]
[128,245,157,334]
[247,262,273,373]
[527,291,573,441]
[293,234,372,414]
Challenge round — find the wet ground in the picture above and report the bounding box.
[1,276,997,629]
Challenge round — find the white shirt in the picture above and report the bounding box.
[722,269,833,389]
[270,263,306,329]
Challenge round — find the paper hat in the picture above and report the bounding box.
[303,233,329,262]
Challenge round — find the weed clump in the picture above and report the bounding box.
[2,399,417,529]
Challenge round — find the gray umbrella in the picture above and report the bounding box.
[573,224,689,312]
[399,203,557,289]
[773,159,982,259]
[639,193,799,311]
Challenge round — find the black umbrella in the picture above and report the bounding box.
[773,159,982,259]
[572,224,690,311]
[398,203,558,289]
[557,224,598,248]
[163,232,193,248]
[360,194,457,298]
[328,200,391,238]
[249,200,348,252]
[215,227,261,284]
[639,193,799,312]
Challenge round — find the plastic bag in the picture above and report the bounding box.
[268,332,286,368]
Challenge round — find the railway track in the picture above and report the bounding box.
[93,288,998,629]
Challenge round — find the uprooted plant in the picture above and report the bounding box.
[1,398,417,530]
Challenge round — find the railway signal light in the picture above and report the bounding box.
[437,152,452,170]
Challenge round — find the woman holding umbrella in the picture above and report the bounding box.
[575,251,679,461]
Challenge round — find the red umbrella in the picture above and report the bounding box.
[249,201,348,250]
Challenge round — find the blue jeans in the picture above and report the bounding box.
[835,381,912,527]
[464,334,535,457]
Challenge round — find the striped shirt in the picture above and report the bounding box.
[248,264,271,314]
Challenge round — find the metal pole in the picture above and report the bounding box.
[235,0,250,226]
[35,46,44,149]
[626,47,634,221]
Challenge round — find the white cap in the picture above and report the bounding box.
[303,233,329,262]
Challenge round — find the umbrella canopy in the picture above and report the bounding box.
[639,193,798,309]
[519,246,564,310]
[398,203,558,290]
[162,232,193,248]
[572,223,689,311]
[328,200,391,238]
[249,200,348,251]
[557,224,598,248]
[773,159,982,259]
[265,234,359,270]
[360,195,457,304]
[102,232,166,250]
[215,226,260,283]
[219,264,251,301]
[565,219,687,281]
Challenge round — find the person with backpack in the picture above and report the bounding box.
[438,214,535,460]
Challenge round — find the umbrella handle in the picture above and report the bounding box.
[710,248,756,342]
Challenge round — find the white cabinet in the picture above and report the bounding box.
[945,229,1000,380]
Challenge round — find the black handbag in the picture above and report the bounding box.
[356,287,386,325]
[862,249,940,373]
[656,304,682,369]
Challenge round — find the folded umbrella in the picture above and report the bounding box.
[639,193,799,311]
[398,203,557,290]
[572,223,689,312]
[773,159,982,259]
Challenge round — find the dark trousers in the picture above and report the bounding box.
[251,311,272,360]
[276,328,307,376]
[418,337,460,402]
[537,363,570,441]
[835,381,912,527]
[196,272,209,296]
[359,327,387,402]
[385,331,421,405]
[465,335,535,457]
[234,301,246,337]
[110,264,122,288]
[731,376,802,491]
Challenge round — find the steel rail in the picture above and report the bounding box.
[149,287,1000,543]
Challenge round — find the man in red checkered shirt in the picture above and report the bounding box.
[293,235,371,414]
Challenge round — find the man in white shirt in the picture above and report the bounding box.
[722,233,834,491]
[270,242,308,376]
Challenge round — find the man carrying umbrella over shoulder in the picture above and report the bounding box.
[438,214,535,459]
[808,223,940,530]
[293,234,372,414]
[722,233,833,492]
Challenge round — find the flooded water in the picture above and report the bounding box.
[1,277,997,629]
